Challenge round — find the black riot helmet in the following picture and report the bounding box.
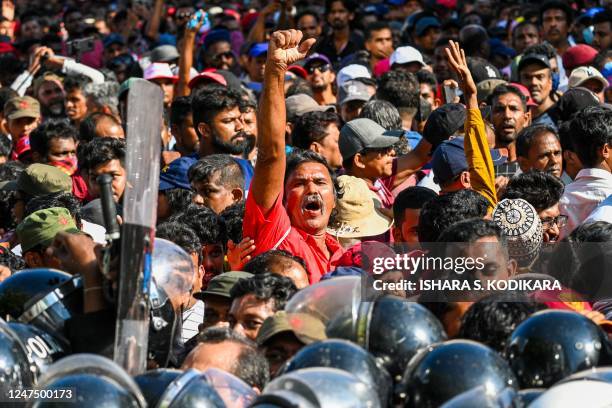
[7,322,67,381]
[135,368,225,408]
[528,380,612,407]
[0,318,36,394]
[439,385,518,408]
[399,339,518,408]
[16,274,82,349]
[505,310,612,388]
[147,281,183,368]
[285,277,446,381]
[252,367,381,408]
[32,353,146,407]
[147,238,194,368]
[280,339,392,407]
[199,368,258,408]
[327,296,447,381]
[558,366,612,384]
[134,368,183,407]
[0,269,73,318]
[517,388,545,406]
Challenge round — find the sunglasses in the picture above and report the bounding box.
[307,64,331,74]
[213,51,234,61]
[541,214,568,229]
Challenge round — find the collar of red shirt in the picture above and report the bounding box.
[294,228,342,261]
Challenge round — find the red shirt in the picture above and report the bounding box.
[243,191,342,284]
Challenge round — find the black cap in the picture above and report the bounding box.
[422,103,467,149]
[549,87,599,123]
[518,54,551,73]
[467,59,501,84]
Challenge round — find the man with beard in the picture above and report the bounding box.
[192,87,255,193]
[490,84,532,177]
[240,98,258,162]
[243,30,341,283]
[518,54,556,129]
[539,1,573,56]
[33,72,66,119]
[304,54,336,106]
[314,0,364,69]
[593,10,612,52]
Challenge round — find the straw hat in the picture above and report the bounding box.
[327,175,393,239]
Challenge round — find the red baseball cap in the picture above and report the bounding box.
[188,71,228,89]
[287,65,308,79]
[562,44,598,72]
[509,82,538,107]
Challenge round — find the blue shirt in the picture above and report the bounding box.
[233,157,254,198]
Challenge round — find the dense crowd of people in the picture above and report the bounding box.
[0,0,611,406]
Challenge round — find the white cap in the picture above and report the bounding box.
[390,46,425,67]
[144,62,177,82]
[336,64,372,87]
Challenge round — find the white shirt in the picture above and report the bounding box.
[82,220,106,244]
[11,220,107,256]
[584,194,612,224]
[181,300,204,343]
[559,168,612,238]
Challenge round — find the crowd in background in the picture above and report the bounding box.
[0,0,611,406]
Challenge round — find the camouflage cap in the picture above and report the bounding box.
[3,96,41,120]
[193,271,254,301]
[17,207,80,253]
[0,163,72,196]
[257,310,326,347]
[32,71,64,96]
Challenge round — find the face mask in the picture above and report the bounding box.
[49,157,78,176]
[551,71,560,94]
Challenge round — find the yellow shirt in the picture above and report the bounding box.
[464,108,497,211]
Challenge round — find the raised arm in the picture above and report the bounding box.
[446,40,497,209]
[145,0,164,41]
[251,30,315,212]
[392,138,433,188]
[175,12,204,98]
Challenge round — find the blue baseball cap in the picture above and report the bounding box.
[415,17,441,37]
[432,137,506,185]
[159,157,197,191]
[249,42,268,58]
[489,38,517,58]
[103,33,126,48]
[305,53,332,69]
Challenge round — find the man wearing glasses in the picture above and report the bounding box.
[202,29,238,73]
[304,54,337,106]
[503,170,567,243]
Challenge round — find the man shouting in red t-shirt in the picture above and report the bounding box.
[243,30,342,284]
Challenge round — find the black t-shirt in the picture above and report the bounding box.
[314,32,365,70]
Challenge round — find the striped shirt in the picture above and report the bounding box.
[181,300,204,343]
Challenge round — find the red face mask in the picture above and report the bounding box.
[49,157,78,176]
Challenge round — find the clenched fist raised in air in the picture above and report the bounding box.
[267,29,316,73]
